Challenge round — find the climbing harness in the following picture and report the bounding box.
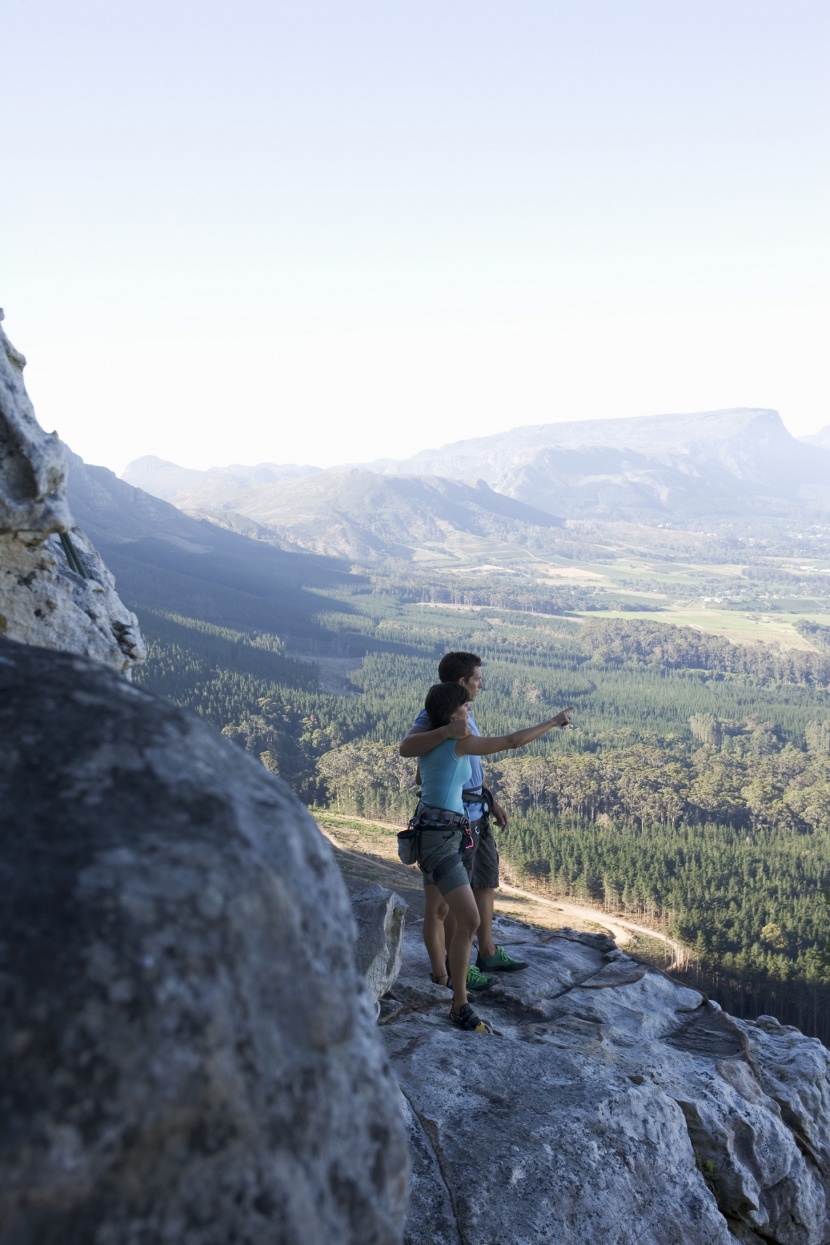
[462,784,496,819]
[397,802,473,877]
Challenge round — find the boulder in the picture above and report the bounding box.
[0,311,144,673]
[383,917,830,1245]
[0,637,409,1245]
[352,885,407,1005]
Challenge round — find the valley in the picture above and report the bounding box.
[59,407,830,1046]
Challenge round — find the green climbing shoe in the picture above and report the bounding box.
[476,946,528,972]
[466,963,492,991]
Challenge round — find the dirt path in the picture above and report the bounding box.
[497,870,691,970]
[317,811,693,971]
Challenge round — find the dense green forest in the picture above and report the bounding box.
[125,548,830,1043]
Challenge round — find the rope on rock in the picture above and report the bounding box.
[59,531,87,578]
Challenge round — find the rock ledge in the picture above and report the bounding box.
[383,916,830,1245]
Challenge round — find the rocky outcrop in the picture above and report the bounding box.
[0,311,144,672]
[352,885,408,1007]
[0,636,409,1244]
[382,918,830,1245]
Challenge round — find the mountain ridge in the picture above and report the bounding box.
[365,407,830,516]
[120,407,830,553]
[123,455,320,503]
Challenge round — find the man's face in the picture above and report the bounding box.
[459,666,483,701]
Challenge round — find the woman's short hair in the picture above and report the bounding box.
[424,682,470,729]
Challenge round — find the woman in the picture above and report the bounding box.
[414,682,572,1032]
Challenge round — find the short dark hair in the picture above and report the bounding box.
[424,682,470,729]
[437,651,482,684]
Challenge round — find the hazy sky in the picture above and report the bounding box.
[4,1,828,473]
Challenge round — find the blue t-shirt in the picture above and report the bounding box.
[413,708,484,819]
[419,738,473,815]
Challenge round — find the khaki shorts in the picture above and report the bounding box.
[417,827,470,897]
[468,816,500,890]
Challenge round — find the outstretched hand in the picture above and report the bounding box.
[554,707,574,728]
[445,717,472,740]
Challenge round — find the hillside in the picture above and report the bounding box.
[197,469,563,560]
[120,461,565,561]
[64,449,362,644]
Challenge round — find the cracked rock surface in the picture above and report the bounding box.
[0,311,144,672]
[352,884,408,1007]
[0,637,408,1245]
[382,917,830,1245]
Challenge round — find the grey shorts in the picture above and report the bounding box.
[469,816,500,890]
[417,827,471,897]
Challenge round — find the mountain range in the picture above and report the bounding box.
[120,459,566,562]
[367,408,830,517]
[120,409,830,561]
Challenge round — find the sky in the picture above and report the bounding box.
[3,0,829,474]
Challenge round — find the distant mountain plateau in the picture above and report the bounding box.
[120,409,830,561]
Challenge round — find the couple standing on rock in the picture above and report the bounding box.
[399,651,572,1033]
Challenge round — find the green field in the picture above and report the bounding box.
[403,519,830,650]
[581,607,824,651]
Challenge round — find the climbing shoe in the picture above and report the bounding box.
[449,1003,494,1033]
[476,946,528,972]
[430,973,452,990]
[466,963,493,991]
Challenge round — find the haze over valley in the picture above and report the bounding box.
[114,408,830,651]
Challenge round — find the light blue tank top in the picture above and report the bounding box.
[419,738,472,816]
[413,708,484,818]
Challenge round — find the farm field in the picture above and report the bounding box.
[413,599,826,652]
[582,607,824,651]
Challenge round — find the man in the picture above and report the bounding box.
[399,650,528,988]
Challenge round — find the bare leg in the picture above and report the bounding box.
[423,884,450,980]
[444,883,480,1012]
[443,905,458,961]
[474,887,497,959]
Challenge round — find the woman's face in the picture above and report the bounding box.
[449,704,469,724]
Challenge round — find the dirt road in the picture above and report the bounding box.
[317,811,693,971]
[497,873,691,970]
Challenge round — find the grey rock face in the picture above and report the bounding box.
[352,885,407,1005]
[0,311,70,535]
[0,637,408,1245]
[383,919,830,1245]
[0,312,144,672]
